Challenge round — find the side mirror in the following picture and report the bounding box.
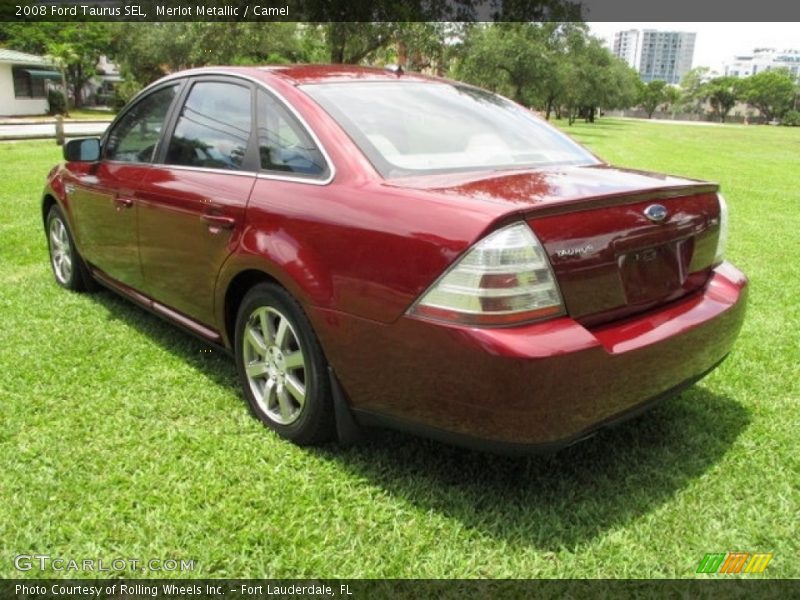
[63,138,101,162]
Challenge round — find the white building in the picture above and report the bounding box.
[0,49,62,116]
[724,48,800,79]
[612,30,696,85]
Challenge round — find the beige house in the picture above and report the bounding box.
[0,49,62,116]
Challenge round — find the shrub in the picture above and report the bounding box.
[780,110,800,126]
[113,77,143,111]
[47,89,67,115]
[95,92,115,107]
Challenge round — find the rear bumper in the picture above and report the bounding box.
[311,262,748,452]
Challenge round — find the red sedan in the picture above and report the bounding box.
[42,65,747,453]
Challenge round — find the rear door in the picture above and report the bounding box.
[136,77,257,327]
[68,83,180,289]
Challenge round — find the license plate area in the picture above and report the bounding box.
[618,240,689,304]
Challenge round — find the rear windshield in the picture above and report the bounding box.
[301,81,598,178]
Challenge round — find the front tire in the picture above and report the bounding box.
[46,206,94,292]
[234,283,334,445]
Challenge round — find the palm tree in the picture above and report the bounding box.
[45,42,79,115]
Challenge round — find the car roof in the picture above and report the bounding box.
[166,64,440,86]
[263,64,437,85]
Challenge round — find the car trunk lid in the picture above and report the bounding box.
[386,164,723,325]
[527,189,722,325]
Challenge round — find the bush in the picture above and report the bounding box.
[47,89,67,115]
[95,92,115,107]
[780,110,800,126]
[113,77,143,111]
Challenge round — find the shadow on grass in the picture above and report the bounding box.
[562,130,610,140]
[87,287,749,550]
[88,288,238,390]
[315,387,749,550]
[556,118,628,128]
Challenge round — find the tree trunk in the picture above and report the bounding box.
[61,71,70,116]
[397,40,407,68]
[70,65,83,108]
[328,24,346,64]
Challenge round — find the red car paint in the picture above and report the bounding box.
[43,65,747,452]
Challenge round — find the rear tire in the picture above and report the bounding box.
[46,206,95,292]
[234,283,334,445]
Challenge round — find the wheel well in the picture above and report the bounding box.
[42,195,57,229]
[224,269,279,347]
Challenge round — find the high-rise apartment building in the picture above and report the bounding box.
[612,29,696,85]
[724,48,800,79]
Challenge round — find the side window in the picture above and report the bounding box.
[166,82,252,171]
[105,85,177,163]
[257,89,329,178]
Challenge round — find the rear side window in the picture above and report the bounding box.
[257,89,329,179]
[105,85,177,163]
[166,81,252,171]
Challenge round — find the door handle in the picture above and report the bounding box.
[201,213,236,229]
[114,195,134,209]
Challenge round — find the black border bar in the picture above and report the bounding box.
[2,579,796,600]
[4,0,800,22]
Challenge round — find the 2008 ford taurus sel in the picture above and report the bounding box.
[42,65,747,453]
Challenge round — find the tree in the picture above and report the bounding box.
[388,23,452,74]
[740,68,796,122]
[455,23,553,107]
[679,67,711,114]
[603,56,642,113]
[569,36,639,123]
[43,42,73,115]
[0,23,112,108]
[323,23,400,64]
[660,85,681,118]
[111,23,312,86]
[638,80,668,119]
[453,22,637,123]
[704,76,740,122]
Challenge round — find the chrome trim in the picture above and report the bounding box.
[255,172,332,185]
[132,69,337,186]
[149,163,258,178]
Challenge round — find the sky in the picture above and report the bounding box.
[588,22,800,72]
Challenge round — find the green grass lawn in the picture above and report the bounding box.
[1,120,798,579]
[65,108,116,121]
[0,109,115,124]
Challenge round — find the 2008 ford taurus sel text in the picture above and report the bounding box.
[42,65,747,453]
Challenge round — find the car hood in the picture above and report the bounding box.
[382,164,717,216]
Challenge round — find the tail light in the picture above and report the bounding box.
[713,193,729,266]
[408,222,565,326]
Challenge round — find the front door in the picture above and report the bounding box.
[68,83,180,289]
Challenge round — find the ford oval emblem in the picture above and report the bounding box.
[644,204,668,223]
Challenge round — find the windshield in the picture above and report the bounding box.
[302,81,598,178]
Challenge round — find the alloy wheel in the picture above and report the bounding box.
[49,217,73,285]
[242,306,307,425]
